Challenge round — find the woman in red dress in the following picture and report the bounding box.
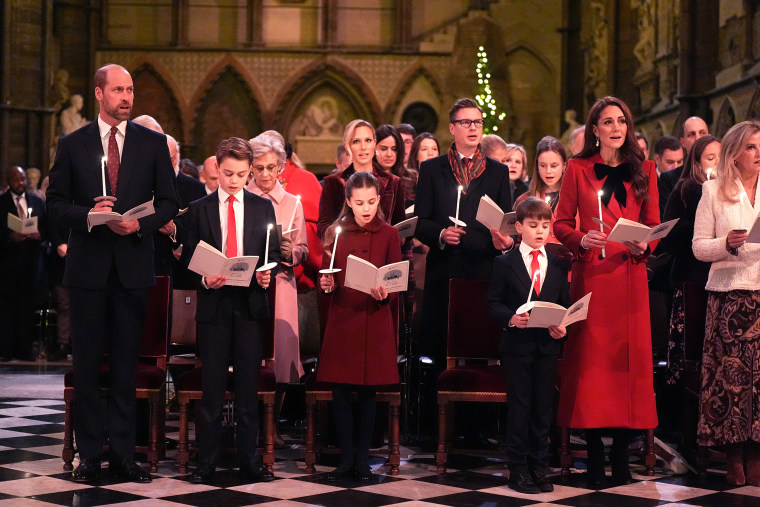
[318,171,402,483]
[554,96,659,488]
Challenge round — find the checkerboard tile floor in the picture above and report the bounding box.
[0,398,757,506]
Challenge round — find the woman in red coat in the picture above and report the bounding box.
[554,96,659,488]
[318,171,402,483]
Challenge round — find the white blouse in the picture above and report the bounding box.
[692,178,760,291]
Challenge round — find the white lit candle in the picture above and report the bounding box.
[101,157,108,196]
[597,190,606,259]
[287,195,300,232]
[328,226,342,271]
[454,185,463,225]
[27,207,32,218]
[263,223,273,265]
[706,168,713,180]
[526,270,540,307]
[739,191,747,229]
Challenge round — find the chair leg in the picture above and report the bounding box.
[62,388,75,471]
[645,428,656,476]
[305,396,316,473]
[388,399,400,475]
[147,391,159,473]
[177,396,190,474]
[262,394,275,473]
[559,426,571,478]
[436,399,448,473]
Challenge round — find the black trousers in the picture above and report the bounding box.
[503,352,558,473]
[332,385,377,468]
[197,288,263,467]
[70,270,149,460]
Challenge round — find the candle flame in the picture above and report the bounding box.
[102,156,107,163]
[545,196,551,203]
[267,223,273,230]
[706,168,713,179]
[457,185,463,192]
[597,190,603,197]
[335,225,342,234]
[296,194,301,200]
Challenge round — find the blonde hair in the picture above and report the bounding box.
[342,119,375,152]
[715,120,760,202]
[505,143,527,178]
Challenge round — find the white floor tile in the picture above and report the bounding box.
[0,499,61,506]
[478,484,593,502]
[4,401,65,407]
[0,418,49,429]
[2,457,70,475]
[355,479,468,500]
[23,445,63,457]
[229,478,342,499]
[0,475,90,496]
[726,485,760,497]
[0,407,62,418]
[102,477,218,497]
[604,480,714,502]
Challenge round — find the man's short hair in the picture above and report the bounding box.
[396,123,416,137]
[215,137,253,166]
[93,63,128,90]
[515,196,553,223]
[336,144,348,159]
[635,131,649,149]
[653,135,683,157]
[449,98,483,123]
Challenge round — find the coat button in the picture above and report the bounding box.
[621,254,628,261]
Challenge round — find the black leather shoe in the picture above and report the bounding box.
[611,470,634,485]
[325,464,353,482]
[109,458,152,483]
[508,471,541,494]
[190,465,215,484]
[71,457,101,483]
[354,465,373,483]
[531,471,554,492]
[239,463,274,482]
[586,474,609,489]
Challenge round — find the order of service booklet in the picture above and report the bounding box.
[7,213,38,234]
[343,254,409,295]
[515,292,592,328]
[476,195,517,235]
[746,214,760,243]
[606,217,678,244]
[395,216,418,239]
[188,240,259,287]
[87,200,155,231]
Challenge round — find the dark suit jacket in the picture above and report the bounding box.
[46,120,178,289]
[180,189,281,322]
[0,191,48,292]
[415,154,512,282]
[658,165,682,221]
[487,249,570,356]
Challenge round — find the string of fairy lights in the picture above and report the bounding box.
[474,46,506,134]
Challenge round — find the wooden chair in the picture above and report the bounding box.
[175,286,276,473]
[62,276,171,473]
[436,278,505,473]
[304,377,401,475]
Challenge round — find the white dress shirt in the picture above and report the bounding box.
[519,242,547,292]
[97,116,126,163]
[217,187,245,257]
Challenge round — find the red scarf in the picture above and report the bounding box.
[447,142,485,192]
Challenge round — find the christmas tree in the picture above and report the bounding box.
[474,46,506,134]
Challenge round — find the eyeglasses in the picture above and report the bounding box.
[253,164,279,173]
[452,119,484,128]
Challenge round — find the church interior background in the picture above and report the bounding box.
[3,0,758,179]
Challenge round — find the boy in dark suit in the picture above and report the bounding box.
[181,137,280,484]
[487,197,570,494]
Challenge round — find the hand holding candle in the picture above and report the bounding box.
[597,190,606,259]
[455,185,463,225]
[286,195,301,232]
[264,223,273,264]
[101,157,108,197]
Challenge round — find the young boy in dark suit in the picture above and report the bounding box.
[487,196,570,494]
[180,137,281,484]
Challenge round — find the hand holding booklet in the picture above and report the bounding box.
[515,292,592,329]
[476,195,517,235]
[87,200,155,231]
[344,254,409,295]
[746,214,760,243]
[188,240,259,287]
[606,217,678,244]
[7,213,38,235]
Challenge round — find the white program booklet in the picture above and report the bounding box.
[87,200,155,231]
[476,195,517,235]
[395,216,418,239]
[516,292,592,328]
[344,254,409,295]
[7,213,38,234]
[188,240,259,287]
[606,217,678,244]
[746,214,760,243]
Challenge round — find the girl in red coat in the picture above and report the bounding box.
[318,171,402,482]
[554,96,659,488]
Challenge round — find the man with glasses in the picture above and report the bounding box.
[414,98,513,430]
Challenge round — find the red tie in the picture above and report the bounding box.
[530,250,541,297]
[107,126,120,195]
[226,196,237,258]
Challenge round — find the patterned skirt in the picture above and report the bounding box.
[666,288,685,385]
[697,290,760,446]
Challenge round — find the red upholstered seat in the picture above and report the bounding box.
[437,364,505,393]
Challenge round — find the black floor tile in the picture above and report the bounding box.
[293,469,403,487]
[33,487,146,506]
[677,491,760,506]
[22,413,65,423]
[172,468,273,488]
[164,488,278,506]
[415,469,511,489]
[0,449,57,465]
[294,488,409,506]
[652,472,736,491]
[0,435,64,448]
[427,490,537,506]
[1,423,65,434]
[0,466,38,480]
[559,491,668,506]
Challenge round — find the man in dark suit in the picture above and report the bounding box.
[0,166,48,360]
[415,98,513,372]
[180,137,280,484]
[47,64,178,483]
[487,197,570,494]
